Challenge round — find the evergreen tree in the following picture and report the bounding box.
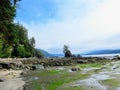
[63,45,72,57]
[0,0,43,58]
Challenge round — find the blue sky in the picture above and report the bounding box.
[16,0,120,54]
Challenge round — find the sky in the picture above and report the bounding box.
[16,0,120,54]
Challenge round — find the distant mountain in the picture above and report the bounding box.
[37,49,54,57]
[37,49,64,57]
[52,54,64,57]
[86,49,120,55]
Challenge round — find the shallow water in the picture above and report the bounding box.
[73,78,107,90]
[91,74,110,80]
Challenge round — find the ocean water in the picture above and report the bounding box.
[82,53,120,59]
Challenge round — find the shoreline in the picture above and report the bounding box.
[0,69,26,90]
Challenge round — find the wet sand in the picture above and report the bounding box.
[0,70,25,90]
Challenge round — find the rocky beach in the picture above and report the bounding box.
[0,57,120,90]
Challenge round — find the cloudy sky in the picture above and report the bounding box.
[16,0,120,54]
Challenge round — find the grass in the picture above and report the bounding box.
[79,63,103,68]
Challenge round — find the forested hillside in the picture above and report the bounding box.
[0,0,42,58]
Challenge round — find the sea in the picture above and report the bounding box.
[82,53,120,59]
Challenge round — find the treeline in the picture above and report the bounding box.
[0,0,43,58]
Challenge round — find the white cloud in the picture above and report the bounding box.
[86,0,120,34]
[23,0,120,54]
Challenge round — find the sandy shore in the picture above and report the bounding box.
[0,70,25,90]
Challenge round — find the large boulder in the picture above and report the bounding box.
[0,63,10,69]
[0,61,24,70]
[30,65,44,70]
[77,60,88,63]
[71,66,81,71]
[0,78,4,82]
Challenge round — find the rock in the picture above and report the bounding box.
[0,65,2,69]
[0,63,10,69]
[0,61,25,70]
[0,78,4,82]
[77,60,88,63]
[20,72,26,75]
[68,69,73,72]
[25,66,31,70]
[71,66,81,71]
[111,64,119,70]
[30,65,44,70]
[56,67,64,71]
[30,66,36,71]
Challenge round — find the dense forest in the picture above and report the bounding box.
[0,0,43,58]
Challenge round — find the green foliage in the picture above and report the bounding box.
[11,23,35,58]
[0,0,16,23]
[63,45,72,57]
[2,45,12,58]
[0,0,43,58]
[13,45,27,57]
[34,49,43,58]
[29,37,35,47]
[0,39,3,51]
